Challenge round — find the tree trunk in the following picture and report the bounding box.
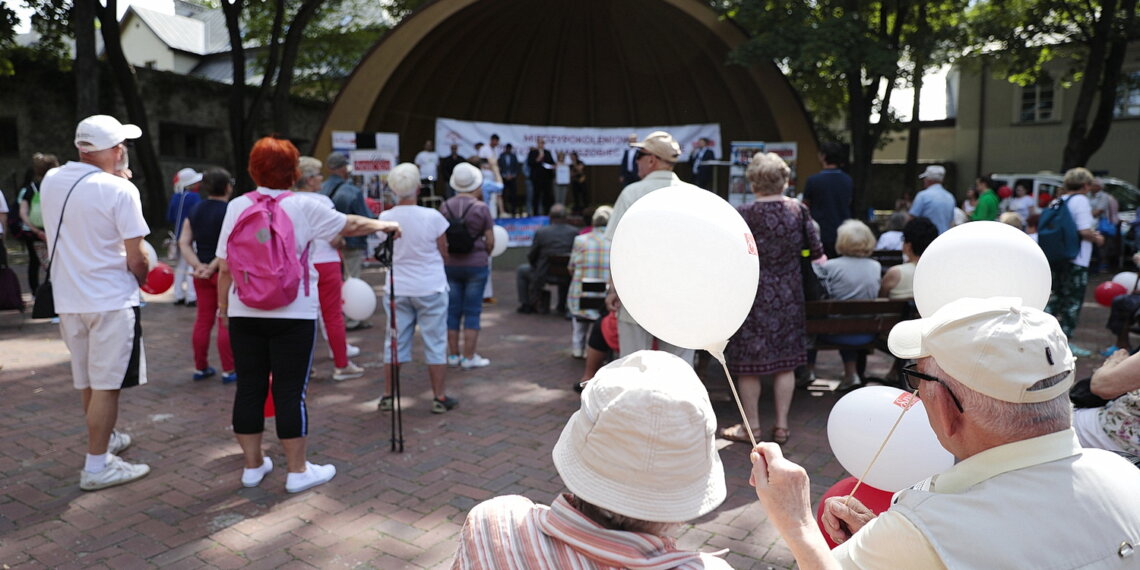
[271,0,325,138]
[1062,0,1117,169]
[71,0,98,119]
[95,0,166,224]
[222,0,251,194]
[905,73,924,187]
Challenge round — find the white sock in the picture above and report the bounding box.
[85,453,109,473]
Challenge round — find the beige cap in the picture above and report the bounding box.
[631,131,681,163]
[888,297,1074,403]
[552,350,726,522]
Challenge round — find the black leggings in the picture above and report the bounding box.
[229,317,316,439]
[24,235,41,291]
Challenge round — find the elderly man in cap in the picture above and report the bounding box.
[750,297,1140,569]
[321,151,377,329]
[604,131,704,365]
[454,350,731,568]
[167,167,203,307]
[908,165,955,234]
[41,115,153,490]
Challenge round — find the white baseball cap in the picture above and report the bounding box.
[888,297,1074,404]
[174,168,203,191]
[75,115,142,152]
[552,350,726,522]
[918,165,946,181]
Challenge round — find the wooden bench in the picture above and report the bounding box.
[870,249,905,273]
[805,299,914,365]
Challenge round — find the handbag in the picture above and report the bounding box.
[31,171,96,319]
[798,204,825,301]
[1097,216,1118,237]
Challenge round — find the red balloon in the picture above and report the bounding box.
[816,477,895,549]
[1095,281,1128,307]
[141,262,175,294]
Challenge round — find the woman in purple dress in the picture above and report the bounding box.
[721,152,823,445]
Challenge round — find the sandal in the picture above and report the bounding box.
[771,426,791,445]
[718,423,762,443]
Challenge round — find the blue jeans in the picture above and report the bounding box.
[446,265,489,330]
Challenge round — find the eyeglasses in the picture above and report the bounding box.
[634,150,651,161]
[901,364,964,413]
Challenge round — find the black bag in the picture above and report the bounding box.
[0,242,23,312]
[443,201,476,254]
[1069,377,1110,409]
[799,204,825,301]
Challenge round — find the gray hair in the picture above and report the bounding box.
[295,156,322,189]
[944,371,1072,438]
[745,152,790,196]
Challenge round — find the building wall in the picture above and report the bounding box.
[120,18,176,71]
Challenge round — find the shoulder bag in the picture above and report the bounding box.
[798,203,825,301]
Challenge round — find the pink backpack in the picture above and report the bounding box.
[226,191,310,310]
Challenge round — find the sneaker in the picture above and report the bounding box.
[108,430,131,455]
[378,395,393,411]
[285,462,336,493]
[333,362,365,381]
[331,344,362,359]
[460,354,490,369]
[221,372,238,384]
[447,354,461,367]
[571,347,585,359]
[432,395,459,414]
[79,455,150,491]
[193,367,217,381]
[1070,344,1093,358]
[186,300,197,308]
[241,457,274,488]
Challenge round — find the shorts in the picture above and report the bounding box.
[59,306,146,390]
[383,291,448,365]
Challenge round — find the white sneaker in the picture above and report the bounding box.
[285,462,336,493]
[331,344,362,359]
[447,354,461,367]
[571,347,585,359]
[108,430,132,455]
[460,354,491,369]
[79,455,150,491]
[241,457,274,488]
[333,362,365,381]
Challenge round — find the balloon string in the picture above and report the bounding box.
[845,396,913,505]
[709,349,757,448]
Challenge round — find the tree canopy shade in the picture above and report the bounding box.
[967,0,1140,170]
[314,0,820,200]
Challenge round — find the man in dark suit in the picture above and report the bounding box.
[439,143,464,199]
[498,143,521,217]
[690,137,716,190]
[526,137,556,215]
[515,204,579,314]
[618,132,640,188]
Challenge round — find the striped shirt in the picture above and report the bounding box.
[453,494,732,569]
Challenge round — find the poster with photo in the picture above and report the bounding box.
[727,141,799,207]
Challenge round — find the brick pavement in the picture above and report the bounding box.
[0,258,1116,569]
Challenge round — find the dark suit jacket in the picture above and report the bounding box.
[620,147,640,187]
[691,147,715,188]
[528,222,579,279]
[526,148,556,183]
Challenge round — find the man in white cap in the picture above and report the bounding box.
[604,130,703,365]
[750,297,1140,569]
[166,167,203,307]
[454,350,731,568]
[908,165,955,234]
[41,115,152,490]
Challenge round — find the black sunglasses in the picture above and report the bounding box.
[901,364,964,413]
[634,150,651,161]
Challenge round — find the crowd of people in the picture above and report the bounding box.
[13,115,1140,567]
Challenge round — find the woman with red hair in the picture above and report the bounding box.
[215,137,400,493]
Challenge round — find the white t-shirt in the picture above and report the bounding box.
[415,151,439,180]
[1064,193,1094,268]
[379,205,449,297]
[216,188,346,319]
[292,191,341,264]
[40,162,150,313]
[556,160,571,185]
[875,230,903,251]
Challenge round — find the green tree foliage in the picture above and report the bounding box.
[724,0,967,211]
[967,0,1140,170]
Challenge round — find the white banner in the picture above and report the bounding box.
[435,117,721,166]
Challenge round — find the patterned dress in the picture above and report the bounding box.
[725,198,823,375]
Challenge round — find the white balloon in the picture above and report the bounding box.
[1112,271,1138,292]
[143,241,157,270]
[491,225,509,257]
[827,386,955,492]
[610,186,759,351]
[341,277,377,322]
[913,221,1050,317]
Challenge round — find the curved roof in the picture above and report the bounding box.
[314,0,819,198]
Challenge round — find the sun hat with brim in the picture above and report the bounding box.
[631,131,681,163]
[74,115,142,152]
[888,297,1074,404]
[450,162,483,193]
[552,350,726,523]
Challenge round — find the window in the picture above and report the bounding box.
[1019,76,1055,122]
[159,123,212,159]
[1114,71,1140,118]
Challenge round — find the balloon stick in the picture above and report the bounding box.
[845,393,916,505]
[709,346,757,448]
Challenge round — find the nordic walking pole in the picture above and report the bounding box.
[377,237,404,452]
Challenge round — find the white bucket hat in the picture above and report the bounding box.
[174,167,203,192]
[552,350,726,522]
[450,162,483,193]
[889,297,1074,403]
